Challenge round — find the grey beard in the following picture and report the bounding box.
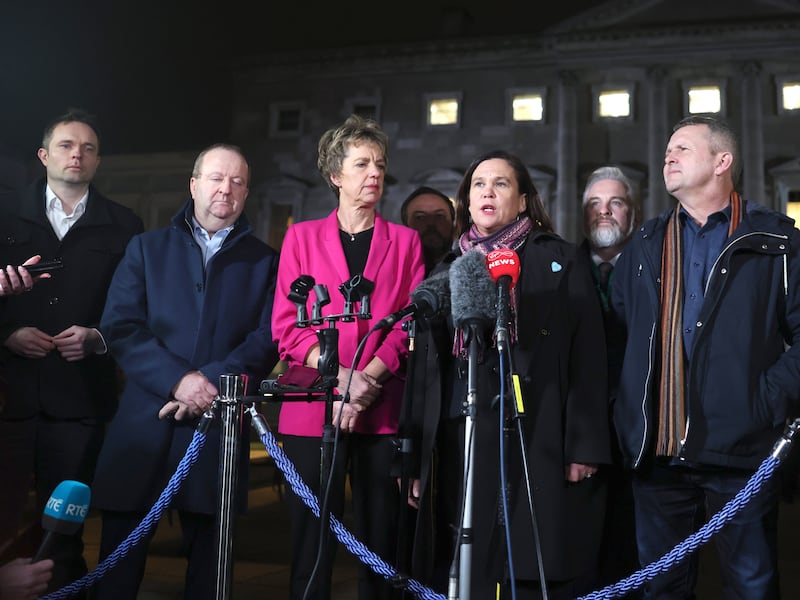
[590,224,625,249]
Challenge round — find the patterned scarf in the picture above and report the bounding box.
[453,216,533,355]
[656,192,742,456]
[458,215,533,256]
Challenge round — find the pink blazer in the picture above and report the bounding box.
[272,209,425,436]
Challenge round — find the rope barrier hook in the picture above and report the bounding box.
[771,417,800,461]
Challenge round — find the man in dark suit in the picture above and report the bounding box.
[0,109,144,592]
[580,165,642,593]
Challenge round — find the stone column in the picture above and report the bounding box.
[740,61,766,206]
[646,66,670,218]
[556,70,579,241]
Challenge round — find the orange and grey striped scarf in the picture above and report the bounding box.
[656,192,742,456]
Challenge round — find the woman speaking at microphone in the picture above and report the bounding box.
[270,114,424,600]
[405,149,610,599]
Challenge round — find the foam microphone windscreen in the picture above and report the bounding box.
[449,249,496,327]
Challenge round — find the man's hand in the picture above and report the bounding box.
[52,326,103,361]
[4,327,54,358]
[159,371,218,421]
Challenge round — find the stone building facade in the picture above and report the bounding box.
[5,0,799,248]
[229,0,800,245]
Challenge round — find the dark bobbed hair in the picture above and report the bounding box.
[455,149,554,236]
[41,108,101,151]
[400,186,455,226]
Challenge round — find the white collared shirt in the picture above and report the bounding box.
[590,251,621,267]
[45,185,88,240]
[43,185,108,355]
[192,217,234,268]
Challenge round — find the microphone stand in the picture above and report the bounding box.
[316,322,339,581]
[449,315,486,600]
[500,334,549,600]
[395,318,417,592]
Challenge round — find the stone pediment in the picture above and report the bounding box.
[545,0,800,34]
[769,157,800,175]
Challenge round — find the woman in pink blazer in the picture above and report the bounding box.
[271,114,425,600]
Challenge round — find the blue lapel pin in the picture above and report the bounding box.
[551,261,562,272]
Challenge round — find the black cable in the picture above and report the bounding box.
[502,339,549,599]
[302,323,381,600]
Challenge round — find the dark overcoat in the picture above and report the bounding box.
[91,200,279,514]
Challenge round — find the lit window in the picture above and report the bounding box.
[512,94,543,122]
[782,82,800,111]
[787,201,800,223]
[688,86,721,114]
[598,90,631,118]
[428,98,459,126]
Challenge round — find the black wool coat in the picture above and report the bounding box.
[402,232,611,591]
[0,179,144,420]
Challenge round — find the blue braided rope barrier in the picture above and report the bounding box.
[256,426,446,600]
[578,455,780,600]
[41,428,208,600]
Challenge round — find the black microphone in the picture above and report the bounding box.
[449,249,496,328]
[33,480,91,562]
[289,275,315,326]
[375,270,451,329]
[486,249,521,352]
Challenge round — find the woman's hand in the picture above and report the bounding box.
[396,478,422,509]
[565,463,599,483]
[332,399,361,432]
[340,368,382,410]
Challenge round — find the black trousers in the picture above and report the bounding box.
[282,433,400,600]
[91,510,215,600]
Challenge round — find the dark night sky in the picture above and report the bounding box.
[0,1,597,162]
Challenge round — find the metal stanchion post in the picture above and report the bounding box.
[215,373,247,600]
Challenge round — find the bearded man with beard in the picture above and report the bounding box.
[580,165,642,595]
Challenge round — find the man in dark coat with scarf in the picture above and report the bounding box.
[613,116,800,598]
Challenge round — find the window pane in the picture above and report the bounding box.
[688,86,721,114]
[277,109,301,132]
[512,94,543,121]
[429,99,459,125]
[783,83,800,111]
[352,104,377,120]
[598,91,630,118]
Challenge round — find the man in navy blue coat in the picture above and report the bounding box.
[613,116,800,598]
[0,109,144,592]
[91,144,279,599]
